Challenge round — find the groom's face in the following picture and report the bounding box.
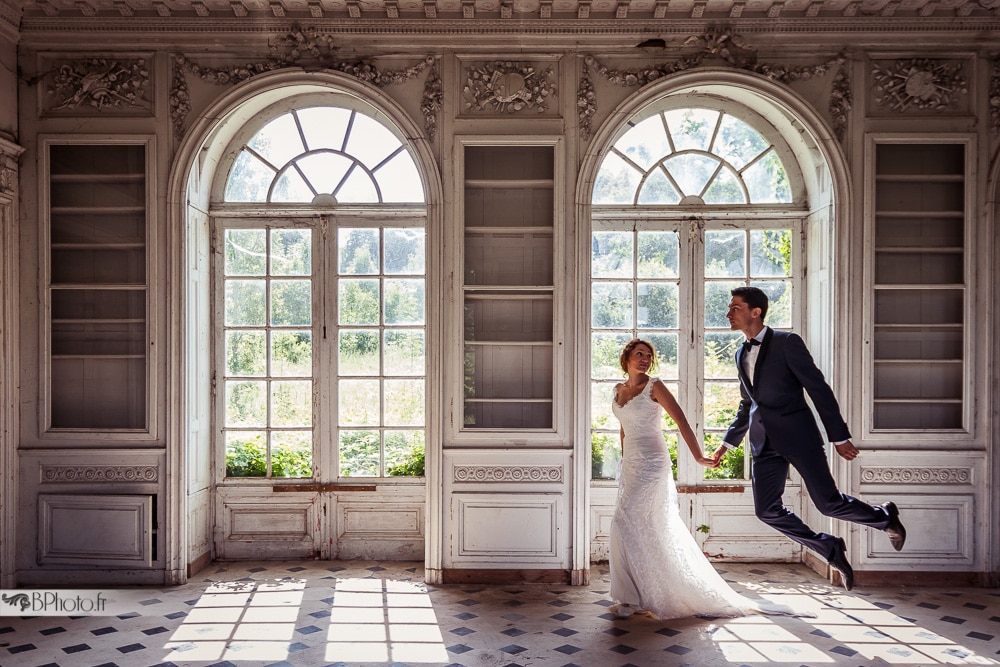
[726,296,759,333]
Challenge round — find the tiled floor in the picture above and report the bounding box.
[1,560,998,667]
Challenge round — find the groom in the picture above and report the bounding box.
[711,286,906,591]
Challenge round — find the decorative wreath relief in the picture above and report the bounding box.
[871,59,968,112]
[463,61,556,113]
[47,58,151,112]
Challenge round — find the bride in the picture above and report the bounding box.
[609,338,794,620]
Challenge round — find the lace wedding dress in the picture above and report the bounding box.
[610,378,792,620]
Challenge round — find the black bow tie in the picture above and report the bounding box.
[742,338,761,351]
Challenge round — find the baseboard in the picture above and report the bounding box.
[187,550,212,578]
[441,568,571,584]
[854,570,992,588]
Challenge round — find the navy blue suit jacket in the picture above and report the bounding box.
[723,327,851,457]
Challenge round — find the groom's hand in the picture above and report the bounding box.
[834,440,859,461]
[710,446,726,465]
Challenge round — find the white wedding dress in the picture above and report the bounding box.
[610,378,789,620]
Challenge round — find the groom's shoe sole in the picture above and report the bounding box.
[882,501,906,551]
[828,538,854,592]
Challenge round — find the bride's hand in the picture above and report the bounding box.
[695,453,720,469]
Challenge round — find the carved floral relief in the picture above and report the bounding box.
[42,56,152,115]
[462,61,557,114]
[870,58,968,113]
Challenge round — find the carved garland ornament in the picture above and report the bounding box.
[454,465,563,483]
[41,465,159,483]
[830,64,853,143]
[990,56,1000,133]
[46,57,152,113]
[860,466,972,485]
[871,58,967,112]
[463,61,557,114]
[578,27,844,140]
[170,24,441,138]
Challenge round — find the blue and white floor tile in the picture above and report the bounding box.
[2,561,998,666]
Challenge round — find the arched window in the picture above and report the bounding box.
[216,101,427,481]
[590,103,802,484]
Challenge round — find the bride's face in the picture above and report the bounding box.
[627,344,654,375]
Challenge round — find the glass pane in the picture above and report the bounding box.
[750,229,792,277]
[271,167,316,203]
[704,381,742,429]
[592,231,633,278]
[296,106,352,152]
[225,229,267,276]
[339,430,380,477]
[339,379,380,426]
[705,230,746,278]
[271,229,312,276]
[645,334,678,381]
[704,433,747,480]
[385,228,426,274]
[592,152,642,205]
[385,330,424,376]
[591,282,632,328]
[339,228,379,274]
[249,113,305,167]
[270,280,312,326]
[339,168,380,203]
[384,279,425,325]
[384,379,424,427]
[591,332,631,379]
[591,380,617,427]
[225,432,267,477]
[664,153,719,199]
[637,231,678,278]
[296,152,354,197]
[225,151,275,202]
[226,330,266,377]
[664,108,720,152]
[613,115,670,170]
[591,430,621,480]
[637,168,681,205]
[271,380,312,427]
[271,431,313,478]
[703,167,746,204]
[715,113,770,170]
[377,152,425,203]
[637,282,678,328]
[704,332,742,379]
[226,380,266,427]
[339,330,380,375]
[339,279,380,326]
[744,149,792,203]
[755,280,792,327]
[705,281,742,328]
[346,112,403,169]
[385,431,425,476]
[225,280,266,326]
[271,330,312,377]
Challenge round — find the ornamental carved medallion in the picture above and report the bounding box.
[453,465,563,483]
[463,61,557,114]
[41,465,160,483]
[860,466,972,485]
[870,59,968,113]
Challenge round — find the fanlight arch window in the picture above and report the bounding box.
[224,105,425,204]
[593,107,792,206]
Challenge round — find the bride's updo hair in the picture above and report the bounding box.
[619,338,658,374]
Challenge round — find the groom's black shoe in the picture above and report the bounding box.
[881,501,906,551]
[828,537,854,592]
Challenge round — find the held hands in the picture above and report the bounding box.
[834,440,859,461]
[694,447,722,469]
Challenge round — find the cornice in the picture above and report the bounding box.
[0,0,21,41]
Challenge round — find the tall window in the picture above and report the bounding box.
[217,102,426,480]
[590,105,801,482]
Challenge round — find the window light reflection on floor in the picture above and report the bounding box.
[325,577,448,663]
[708,588,996,665]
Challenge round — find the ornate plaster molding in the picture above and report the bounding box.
[41,464,160,483]
[870,58,968,112]
[830,63,852,143]
[860,466,972,485]
[578,27,843,140]
[453,464,563,483]
[43,57,152,114]
[462,60,557,114]
[170,24,439,138]
[990,56,1000,133]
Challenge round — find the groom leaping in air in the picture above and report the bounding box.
[711,286,906,591]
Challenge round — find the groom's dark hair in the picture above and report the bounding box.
[731,286,769,321]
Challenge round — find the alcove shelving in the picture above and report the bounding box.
[870,141,966,431]
[462,144,555,430]
[47,143,148,430]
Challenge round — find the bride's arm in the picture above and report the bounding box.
[650,379,717,468]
